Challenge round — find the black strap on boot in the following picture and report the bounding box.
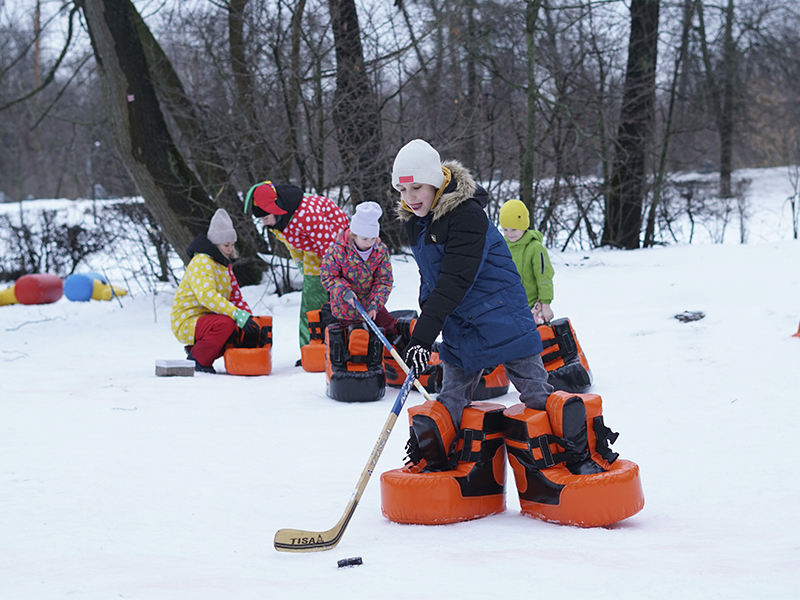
[561,395,606,475]
[593,416,620,463]
[541,318,578,364]
[308,319,325,343]
[524,433,574,469]
[327,324,348,370]
[241,324,261,348]
[366,327,384,368]
[458,428,485,462]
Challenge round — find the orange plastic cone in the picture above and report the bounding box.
[793,320,800,338]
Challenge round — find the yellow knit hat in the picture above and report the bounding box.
[499,199,530,230]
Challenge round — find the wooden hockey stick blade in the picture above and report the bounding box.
[343,290,435,402]
[273,368,417,552]
[273,502,358,553]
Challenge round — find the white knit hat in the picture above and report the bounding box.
[391,139,445,191]
[207,208,237,244]
[350,201,382,238]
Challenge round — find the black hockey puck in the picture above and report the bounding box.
[337,556,363,568]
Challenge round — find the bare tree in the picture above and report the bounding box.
[7,0,800,263]
[76,0,215,263]
[131,0,265,283]
[328,0,397,247]
[644,0,697,247]
[520,0,544,210]
[603,0,660,249]
[697,0,738,198]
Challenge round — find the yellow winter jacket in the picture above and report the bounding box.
[272,229,321,276]
[170,253,241,344]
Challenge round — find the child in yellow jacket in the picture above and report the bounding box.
[171,209,257,373]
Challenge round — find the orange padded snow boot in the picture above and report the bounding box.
[324,323,385,402]
[224,316,273,376]
[537,317,592,392]
[381,402,507,524]
[504,392,644,527]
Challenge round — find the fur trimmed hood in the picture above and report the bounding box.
[395,160,480,222]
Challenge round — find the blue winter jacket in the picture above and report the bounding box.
[398,160,542,373]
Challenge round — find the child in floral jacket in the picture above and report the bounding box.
[320,201,396,335]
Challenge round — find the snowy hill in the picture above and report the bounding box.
[1,167,799,599]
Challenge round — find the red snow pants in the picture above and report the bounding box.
[192,314,237,367]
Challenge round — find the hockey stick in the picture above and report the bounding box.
[343,290,435,403]
[273,367,417,552]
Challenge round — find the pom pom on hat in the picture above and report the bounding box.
[207,208,237,244]
[499,199,530,231]
[350,201,382,238]
[391,139,445,191]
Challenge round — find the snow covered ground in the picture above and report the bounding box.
[2,167,799,599]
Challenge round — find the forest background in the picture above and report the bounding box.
[2,0,800,289]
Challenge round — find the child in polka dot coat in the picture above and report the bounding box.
[170,209,257,373]
[245,181,349,351]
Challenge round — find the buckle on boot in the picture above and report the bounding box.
[404,428,424,466]
[593,416,620,463]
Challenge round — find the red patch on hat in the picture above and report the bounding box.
[399,176,415,183]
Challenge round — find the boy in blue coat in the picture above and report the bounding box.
[393,139,553,471]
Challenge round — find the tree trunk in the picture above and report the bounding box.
[602,0,660,249]
[271,0,309,185]
[131,0,265,283]
[76,0,213,265]
[461,0,479,171]
[229,0,270,182]
[327,0,399,250]
[521,0,544,211]
[719,0,736,198]
[644,0,696,247]
[287,0,308,186]
[697,0,737,198]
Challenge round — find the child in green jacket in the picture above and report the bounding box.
[499,199,555,325]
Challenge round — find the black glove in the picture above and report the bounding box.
[404,344,431,376]
[239,316,261,348]
[244,316,259,336]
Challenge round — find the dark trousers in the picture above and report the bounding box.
[438,353,554,428]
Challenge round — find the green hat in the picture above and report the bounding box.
[499,199,530,230]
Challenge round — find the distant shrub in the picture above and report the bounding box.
[0,209,114,281]
[103,201,175,284]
